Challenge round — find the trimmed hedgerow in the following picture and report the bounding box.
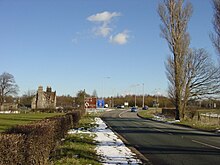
[0,110,85,165]
[0,134,25,165]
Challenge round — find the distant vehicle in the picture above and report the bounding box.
[116,105,125,109]
[142,106,149,110]
[131,107,137,112]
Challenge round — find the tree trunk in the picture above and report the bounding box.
[174,54,181,120]
[175,102,180,120]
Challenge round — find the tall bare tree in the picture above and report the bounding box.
[75,90,90,109]
[158,0,193,120]
[211,0,220,56]
[0,72,19,105]
[166,48,220,118]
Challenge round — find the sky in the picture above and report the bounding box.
[0,0,218,97]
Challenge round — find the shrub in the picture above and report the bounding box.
[0,110,86,165]
[162,108,176,117]
[0,134,25,165]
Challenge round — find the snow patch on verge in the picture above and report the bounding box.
[153,115,180,123]
[68,117,142,165]
[94,117,142,165]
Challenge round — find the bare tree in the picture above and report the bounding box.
[211,0,220,56]
[0,72,19,105]
[19,90,36,108]
[158,0,193,120]
[166,48,220,118]
[75,90,90,109]
[188,49,220,97]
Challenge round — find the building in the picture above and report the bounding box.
[31,86,56,109]
[0,103,18,111]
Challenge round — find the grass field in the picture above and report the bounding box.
[0,113,64,132]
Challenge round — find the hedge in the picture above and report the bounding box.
[162,108,176,117]
[0,134,25,164]
[0,110,84,165]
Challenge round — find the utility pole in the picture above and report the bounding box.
[134,84,140,107]
[142,83,145,108]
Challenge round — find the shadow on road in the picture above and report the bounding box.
[101,111,220,165]
[102,117,220,138]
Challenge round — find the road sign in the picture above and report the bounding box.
[84,97,97,109]
[97,99,105,108]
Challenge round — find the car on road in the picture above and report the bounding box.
[116,105,125,109]
[142,106,149,110]
[131,107,137,112]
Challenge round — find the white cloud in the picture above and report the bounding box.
[87,11,130,44]
[109,31,129,45]
[87,11,121,23]
[93,24,112,37]
[87,11,121,37]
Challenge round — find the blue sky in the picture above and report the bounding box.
[0,0,217,97]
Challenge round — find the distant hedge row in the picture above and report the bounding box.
[162,108,176,117]
[0,110,85,165]
[31,107,78,113]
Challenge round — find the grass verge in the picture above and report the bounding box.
[138,108,219,131]
[138,108,162,119]
[177,120,219,132]
[0,113,64,132]
[50,114,101,165]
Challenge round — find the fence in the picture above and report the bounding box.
[197,113,220,125]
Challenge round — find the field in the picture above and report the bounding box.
[0,113,64,132]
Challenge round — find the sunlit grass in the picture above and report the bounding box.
[178,120,219,131]
[138,108,220,131]
[138,108,162,119]
[0,113,64,132]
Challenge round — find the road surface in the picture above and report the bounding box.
[101,110,220,165]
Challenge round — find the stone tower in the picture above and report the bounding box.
[31,86,56,109]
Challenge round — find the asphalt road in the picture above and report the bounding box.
[101,110,220,165]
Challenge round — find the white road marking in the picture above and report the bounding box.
[154,128,165,133]
[119,110,129,118]
[154,128,174,135]
[192,139,220,150]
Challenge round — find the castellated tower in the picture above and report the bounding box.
[36,86,45,109]
[31,86,56,109]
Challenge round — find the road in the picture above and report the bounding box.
[101,110,220,165]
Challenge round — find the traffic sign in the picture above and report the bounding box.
[84,97,97,109]
[97,99,105,108]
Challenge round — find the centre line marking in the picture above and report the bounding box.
[192,140,220,150]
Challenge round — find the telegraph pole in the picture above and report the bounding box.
[142,83,145,108]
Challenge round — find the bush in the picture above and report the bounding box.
[0,110,86,165]
[162,108,176,117]
[0,134,25,165]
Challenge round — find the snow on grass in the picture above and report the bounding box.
[152,115,180,123]
[94,117,142,165]
[68,117,142,165]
